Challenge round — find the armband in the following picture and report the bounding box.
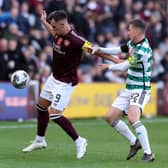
[82,41,92,51]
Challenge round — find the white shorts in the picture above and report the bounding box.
[40,75,75,111]
[112,89,150,114]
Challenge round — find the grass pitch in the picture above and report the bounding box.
[0,117,167,168]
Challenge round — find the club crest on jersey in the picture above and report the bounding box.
[64,40,70,46]
[57,38,63,45]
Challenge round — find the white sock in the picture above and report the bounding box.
[111,120,136,145]
[35,135,45,142]
[133,121,152,154]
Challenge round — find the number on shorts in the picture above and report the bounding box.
[55,93,61,103]
[130,93,140,103]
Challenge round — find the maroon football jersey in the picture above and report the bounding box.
[52,29,86,85]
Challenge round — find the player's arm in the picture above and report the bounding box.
[97,60,129,72]
[41,10,56,37]
[82,41,124,64]
[93,45,129,63]
[94,52,123,63]
[97,49,140,72]
[92,44,129,55]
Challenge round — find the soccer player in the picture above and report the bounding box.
[91,19,155,162]
[22,10,116,159]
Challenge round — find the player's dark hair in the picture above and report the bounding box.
[47,10,67,22]
[129,19,147,32]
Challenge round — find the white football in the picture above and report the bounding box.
[11,70,30,89]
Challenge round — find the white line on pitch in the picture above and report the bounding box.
[0,117,167,129]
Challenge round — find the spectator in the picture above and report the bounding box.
[160,52,168,81]
[7,38,20,79]
[46,0,66,14]
[0,0,167,86]
[0,38,9,80]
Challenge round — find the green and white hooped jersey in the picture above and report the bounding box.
[126,38,152,91]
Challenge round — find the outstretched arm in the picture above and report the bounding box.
[93,45,129,63]
[82,44,124,64]
[94,52,124,64]
[92,45,129,55]
[41,10,56,37]
[93,46,122,55]
[83,44,128,63]
[97,60,129,72]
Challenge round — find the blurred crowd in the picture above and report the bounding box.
[0,0,168,89]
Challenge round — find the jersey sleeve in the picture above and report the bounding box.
[120,44,129,53]
[71,30,92,49]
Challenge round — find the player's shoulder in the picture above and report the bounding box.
[127,40,131,45]
[68,29,86,42]
[143,38,152,48]
[139,38,152,54]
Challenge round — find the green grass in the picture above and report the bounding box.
[0,117,168,168]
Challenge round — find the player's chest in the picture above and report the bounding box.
[53,37,72,55]
[128,43,141,55]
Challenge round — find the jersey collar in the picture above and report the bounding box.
[131,38,146,46]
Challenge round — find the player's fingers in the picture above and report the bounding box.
[83,46,92,53]
[96,64,102,67]
[91,47,99,54]
[129,47,134,55]
[43,10,47,16]
[41,10,46,17]
[86,47,92,53]
[97,64,109,71]
[40,10,44,15]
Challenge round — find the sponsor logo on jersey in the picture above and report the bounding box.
[53,43,65,55]
[64,40,70,46]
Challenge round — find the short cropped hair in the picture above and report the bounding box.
[129,19,147,32]
[47,10,67,22]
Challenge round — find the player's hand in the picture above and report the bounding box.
[82,46,92,53]
[41,10,47,22]
[96,64,109,72]
[129,47,134,55]
[91,46,100,54]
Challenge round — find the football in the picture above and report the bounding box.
[11,70,30,89]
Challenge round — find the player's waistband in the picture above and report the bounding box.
[50,74,73,86]
[125,88,151,94]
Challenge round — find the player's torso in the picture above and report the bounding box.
[52,30,85,85]
[53,31,82,65]
[126,38,153,91]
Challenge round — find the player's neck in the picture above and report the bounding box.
[133,35,145,44]
[63,25,71,35]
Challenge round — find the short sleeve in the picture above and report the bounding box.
[120,44,129,53]
[70,30,86,48]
